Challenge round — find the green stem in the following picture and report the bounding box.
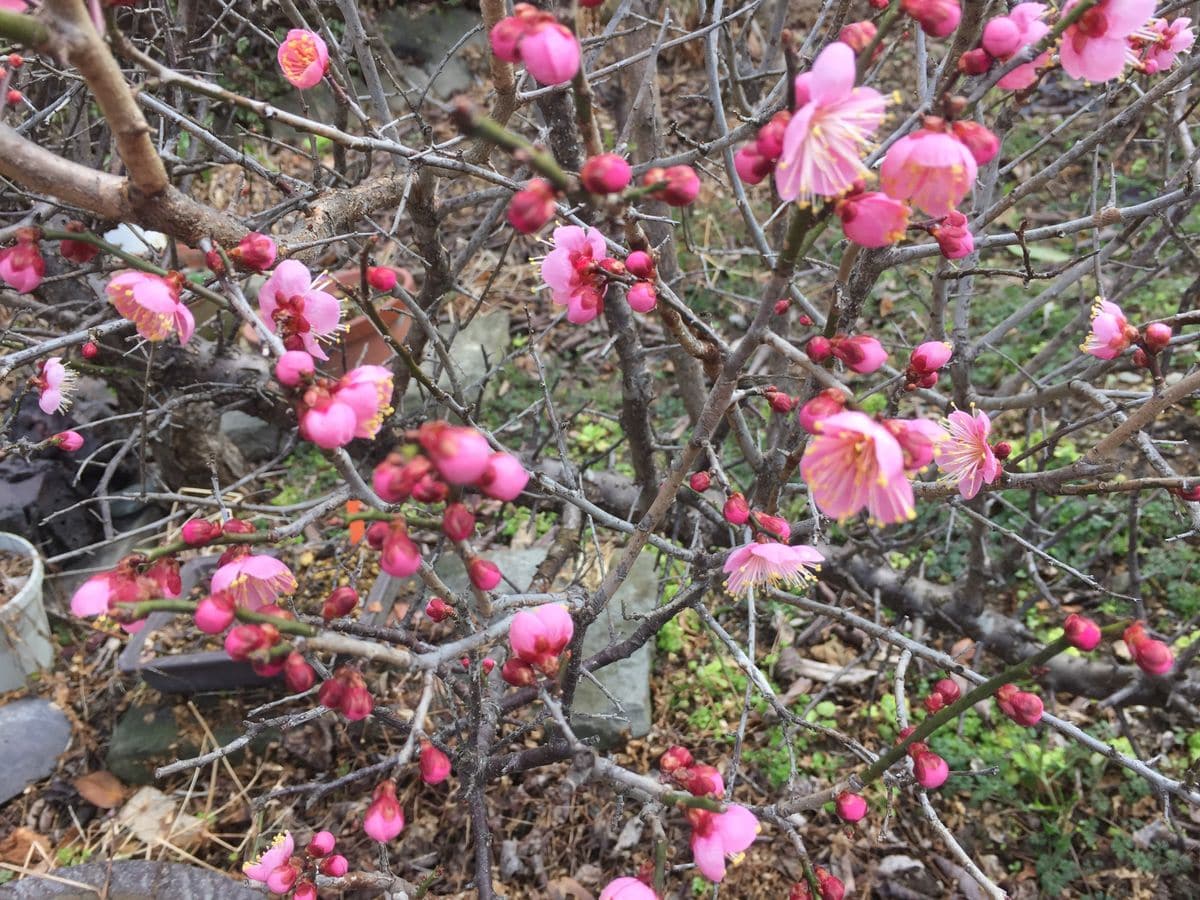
[136,530,272,562]
[457,109,573,193]
[116,598,317,636]
[858,620,1129,787]
[0,9,49,47]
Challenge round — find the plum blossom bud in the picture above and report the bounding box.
[507,178,558,234]
[836,191,911,248]
[367,266,398,292]
[838,21,877,53]
[831,334,888,373]
[1143,322,1173,353]
[224,624,268,660]
[60,222,100,265]
[901,0,962,38]
[1123,623,1174,676]
[520,20,581,85]
[222,518,255,535]
[734,144,774,185]
[912,750,949,789]
[322,586,359,621]
[490,16,526,63]
[992,440,1011,459]
[766,389,794,414]
[581,153,633,194]
[773,298,791,315]
[626,281,657,313]
[7,54,21,69]
[419,421,491,484]
[791,867,845,900]
[981,16,1021,57]
[195,592,236,634]
[80,340,99,359]
[835,791,867,823]
[380,527,421,578]
[931,210,974,260]
[469,558,502,591]
[481,657,496,674]
[363,780,405,843]
[501,657,536,686]
[275,350,315,387]
[951,121,1000,166]
[229,232,277,271]
[419,742,452,784]
[924,692,945,714]
[51,431,84,452]
[0,237,44,293]
[365,521,389,551]
[283,652,316,693]
[798,388,847,433]
[755,111,791,161]
[753,512,791,541]
[723,492,750,526]
[1063,614,1101,651]
[642,165,700,206]
[442,503,476,541]
[659,745,694,774]
[320,856,348,877]
[266,859,301,895]
[932,678,960,704]
[1008,690,1044,726]
[307,831,336,857]
[909,341,953,375]
[681,763,724,797]
[625,251,655,279]
[425,597,453,622]
[204,250,226,276]
[476,452,529,501]
[689,471,711,492]
[958,48,992,75]
[806,336,832,362]
[342,682,374,720]
[1132,347,1150,369]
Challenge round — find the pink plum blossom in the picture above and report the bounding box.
[477,451,530,501]
[836,190,911,248]
[243,832,295,884]
[419,742,452,784]
[931,209,974,259]
[508,178,557,234]
[688,804,759,883]
[211,554,298,610]
[258,259,342,360]
[509,603,574,674]
[520,20,581,85]
[335,365,393,440]
[1081,298,1138,359]
[909,341,953,375]
[901,0,962,38]
[1141,17,1195,73]
[800,411,915,525]
[723,540,824,596]
[982,3,1051,90]
[52,430,84,452]
[33,357,76,415]
[600,877,657,900]
[229,232,277,271]
[540,225,610,324]
[363,780,405,842]
[418,421,491,484]
[884,417,944,473]
[194,592,236,634]
[798,388,848,433]
[775,42,886,204]
[277,29,329,89]
[934,408,1001,499]
[830,334,888,373]
[0,238,44,292]
[107,271,194,344]
[880,126,977,217]
[275,350,315,386]
[1060,0,1156,83]
[950,121,1000,166]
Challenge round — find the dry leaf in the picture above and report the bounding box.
[0,827,51,866]
[115,786,206,852]
[73,770,128,808]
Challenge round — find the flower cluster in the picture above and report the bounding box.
[502,603,574,684]
[243,830,347,898]
[259,260,342,360]
[490,4,581,86]
[275,352,393,450]
[922,676,961,714]
[806,333,888,374]
[898,726,950,790]
[995,683,1044,726]
[319,666,374,721]
[789,867,846,900]
[1079,297,1173,367]
[69,554,181,633]
[540,225,612,324]
[904,340,953,390]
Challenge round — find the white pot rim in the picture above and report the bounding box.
[0,532,44,616]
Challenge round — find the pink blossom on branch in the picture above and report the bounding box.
[930,209,974,260]
[540,225,610,324]
[836,189,911,248]
[243,832,295,885]
[600,877,657,900]
[363,779,406,842]
[107,271,194,344]
[1080,297,1138,359]
[51,430,84,452]
[258,259,342,360]
[277,29,329,89]
[880,124,978,217]
[933,408,1001,499]
[210,554,298,611]
[0,238,44,292]
[800,411,916,525]
[982,3,1051,90]
[32,356,77,415]
[509,603,574,674]
[723,540,824,596]
[688,804,759,883]
[901,0,962,38]
[1140,17,1195,73]
[1059,0,1156,83]
[775,41,886,204]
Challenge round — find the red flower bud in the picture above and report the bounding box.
[580,152,633,194]
[625,250,655,279]
[81,340,99,359]
[501,657,536,686]
[932,677,960,704]
[222,518,255,535]
[442,502,476,541]
[766,390,794,414]
[958,47,993,75]
[1063,613,1101,651]
[367,266,398,292]
[425,597,453,622]
[419,741,452,784]
[689,471,712,492]
[659,745,694,774]
[835,791,868,822]
[912,750,949,789]
[774,298,791,315]
[1142,322,1172,353]
[723,492,750,526]
[322,586,359,621]
[507,178,558,233]
[806,335,832,362]
[283,652,316,693]
[469,558,502,591]
[181,519,221,546]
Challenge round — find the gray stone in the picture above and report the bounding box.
[1,860,260,899]
[572,551,658,747]
[105,704,180,786]
[404,309,511,408]
[378,5,484,102]
[220,410,282,462]
[0,699,71,804]
[435,546,548,596]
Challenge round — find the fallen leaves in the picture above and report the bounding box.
[73,771,127,809]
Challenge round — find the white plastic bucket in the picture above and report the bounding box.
[0,533,51,692]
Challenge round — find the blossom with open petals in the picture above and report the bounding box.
[775,42,886,204]
[724,540,824,596]
[981,3,1051,90]
[836,190,911,248]
[688,804,759,883]
[1141,17,1195,73]
[1060,0,1155,83]
[933,408,1000,499]
[107,271,194,344]
[540,225,610,324]
[243,832,295,884]
[800,411,915,525]
[600,877,657,900]
[509,604,574,675]
[211,554,298,610]
[277,29,329,89]
[1081,297,1138,359]
[880,126,977,217]
[884,418,944,473]
[259,259,342,360]
[33,357,76,415]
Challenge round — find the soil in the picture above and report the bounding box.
[0,550,33,608]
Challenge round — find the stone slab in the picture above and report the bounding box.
[0,699,71,804]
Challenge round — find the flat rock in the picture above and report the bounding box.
[219,410,281,463]
[1,859,258,899]
[571,551,658,747]
[435,546,548,596]
[378,5,483,102]
[404,309,511,408]
[105,704,180,786]
[0,699,71,804]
